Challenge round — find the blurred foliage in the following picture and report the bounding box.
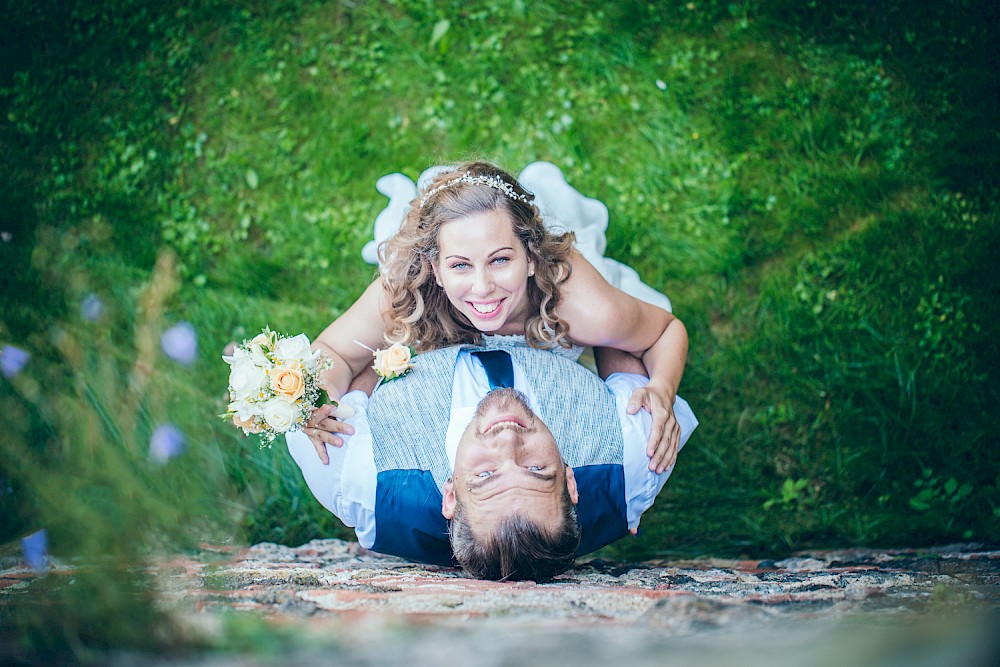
[0,0,998,658]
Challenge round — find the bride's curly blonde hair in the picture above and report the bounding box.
[379,161,576,352]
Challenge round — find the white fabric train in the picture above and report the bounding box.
[361,162,672,313]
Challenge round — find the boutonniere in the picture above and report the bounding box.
[355,340,416,382]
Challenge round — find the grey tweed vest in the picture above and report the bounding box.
[366,340,625,489]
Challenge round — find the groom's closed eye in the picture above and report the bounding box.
[466,469,556,491]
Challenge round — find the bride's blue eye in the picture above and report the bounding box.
[451,262,470,270]
[491,256,510,265]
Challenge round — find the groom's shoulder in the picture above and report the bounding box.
[509,345,609,386]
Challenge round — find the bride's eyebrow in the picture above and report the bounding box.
[444,247,514,261]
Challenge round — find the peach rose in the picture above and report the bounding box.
[232,414,264,434]
[373,343,414,380]
[270,366,305,400]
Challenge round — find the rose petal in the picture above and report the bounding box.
[161,322,198,366]
[150,424,186,464]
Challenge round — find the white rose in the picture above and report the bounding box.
[222,346,250,365]
[227,340,270,368]
[274,334,312,363]
[248,345,271,368]
[250,332,271,348]
[262,395,300,433]
[229,357,267,399]
[306,347,325,369]
[228,398,260,421]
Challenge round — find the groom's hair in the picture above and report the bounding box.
[448,487,580,582]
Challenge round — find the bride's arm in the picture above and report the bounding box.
[305,277,391,463]
[312,277,391,398]
[558,251,689,473]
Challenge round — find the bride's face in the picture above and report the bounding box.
[433,209,535,335]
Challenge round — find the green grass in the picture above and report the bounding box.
[1,0,998,655]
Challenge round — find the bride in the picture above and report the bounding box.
[305,160,689,474]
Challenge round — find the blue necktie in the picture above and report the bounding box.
[471,350,515,390]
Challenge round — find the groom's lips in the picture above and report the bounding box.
[483,414,527,433]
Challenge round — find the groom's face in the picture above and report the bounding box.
[441,388,578,532]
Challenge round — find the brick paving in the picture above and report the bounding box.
[3,539,999,665]
[152,539,999,665]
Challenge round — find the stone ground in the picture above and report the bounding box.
[3,540,999,666]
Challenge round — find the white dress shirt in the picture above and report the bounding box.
[286,350,698,548]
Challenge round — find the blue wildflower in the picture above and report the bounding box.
[21,529,49,572]
[161,322,198,366]
[150,424,186,464]
[81,293,105,321]
[0,345,30,379]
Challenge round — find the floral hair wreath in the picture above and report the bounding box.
[419,173,533,207]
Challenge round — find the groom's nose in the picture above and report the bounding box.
[482,426,522,450]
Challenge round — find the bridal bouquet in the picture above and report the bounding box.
[222,328,335,447]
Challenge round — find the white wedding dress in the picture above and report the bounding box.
[361,161,673,313]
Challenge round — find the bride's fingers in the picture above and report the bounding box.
[311,401,347,425]
[650,420,680,472]
[311,425,346,448]
[645,399,667,458]
[309,432,330,465]
[311,403,340,422]
[319,416,355,436]
[647,411,677,473]
[331,403,356,420]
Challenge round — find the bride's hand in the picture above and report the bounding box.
[305,403,356,465]
[626,381,680,474]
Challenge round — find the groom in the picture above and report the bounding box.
[287,344,697,581]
